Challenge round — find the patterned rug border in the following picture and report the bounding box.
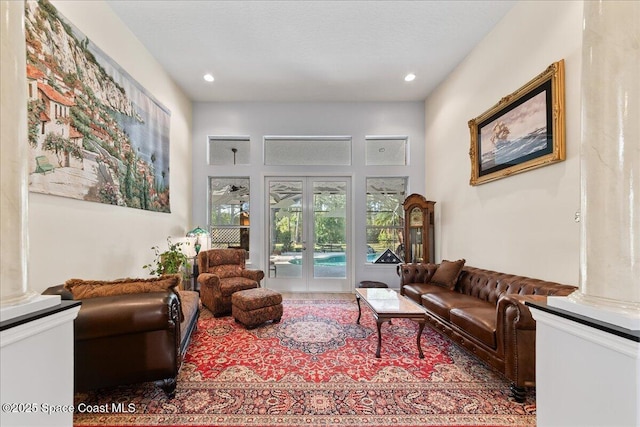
[75,414,534,427]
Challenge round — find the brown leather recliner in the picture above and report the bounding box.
[197,248,264,316]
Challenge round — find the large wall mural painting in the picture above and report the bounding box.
[25,0,171,212]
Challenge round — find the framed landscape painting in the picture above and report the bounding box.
[468,60,565,186]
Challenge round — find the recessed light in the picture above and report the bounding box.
[404,73,416,82]
[203,73,215,82]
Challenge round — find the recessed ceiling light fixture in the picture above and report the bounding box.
[404,73,416,82]
[203,73,215,82]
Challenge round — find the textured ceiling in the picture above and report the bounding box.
[106,1,515,102]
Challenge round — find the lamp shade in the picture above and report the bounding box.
[186,226,208,237]
[186,226,210,254]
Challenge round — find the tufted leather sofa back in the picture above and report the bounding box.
[456,266,577,304]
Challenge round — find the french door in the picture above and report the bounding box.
[266,177,351,293]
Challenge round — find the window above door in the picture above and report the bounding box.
[208,136,250,165]
[264,136,351,166]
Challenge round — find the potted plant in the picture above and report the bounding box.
[143,237,188,276]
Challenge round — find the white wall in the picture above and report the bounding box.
[28,1,192,292]
[192,102,425,288]
[424,0,583,285]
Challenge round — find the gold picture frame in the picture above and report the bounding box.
[468,60,565,186]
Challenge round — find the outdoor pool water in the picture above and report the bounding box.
[288,252,379,265]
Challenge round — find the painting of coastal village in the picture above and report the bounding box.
[25,0,171,212]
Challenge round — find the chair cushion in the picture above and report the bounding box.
[430,259,466,290]
[219,277,258,296]
[449,306,497,348]
[421,291,490,321]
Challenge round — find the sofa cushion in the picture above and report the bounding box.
[403,282,449,305]
[449,306,496,348]
[421,291,490,321]
[430,259,466,290]
[179,290,200,329]
[178,290,200,352]
[219,277,259,296]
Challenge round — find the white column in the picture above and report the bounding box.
[550,0,640,329]
[0,0,35,307]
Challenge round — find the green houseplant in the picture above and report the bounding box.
[143,237,188,276]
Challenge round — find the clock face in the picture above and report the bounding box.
[409,208,423,227]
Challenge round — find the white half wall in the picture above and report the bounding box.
[27,1,192,292]
[424,0,583,285]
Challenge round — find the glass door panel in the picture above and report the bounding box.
[267,177,350,293]
[268,179,303,283]
[312,180,347,280]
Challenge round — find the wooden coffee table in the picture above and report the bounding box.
[355,287,427,358]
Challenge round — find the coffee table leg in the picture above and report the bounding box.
[416,321,425,359]
[356,294,362,324]
[375,319,383,358]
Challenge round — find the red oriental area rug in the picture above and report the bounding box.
[73,300,536,427]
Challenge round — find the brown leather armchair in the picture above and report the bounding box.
[197,248,264,316]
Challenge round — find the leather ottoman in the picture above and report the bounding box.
[232,288,283,329]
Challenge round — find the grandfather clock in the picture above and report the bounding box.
[402,194,435,263]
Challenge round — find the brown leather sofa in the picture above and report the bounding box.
[400,263,577,402]
[43,284,199,397]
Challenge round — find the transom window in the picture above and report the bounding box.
[208,136,250,165]
[365,136,408,166]
[264,136,351,166]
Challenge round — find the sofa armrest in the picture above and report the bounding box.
[399,263,438,286]
[497,294,545,331]
[74,291,180,341]
[242,269,265,283]
[497,294,549,389]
